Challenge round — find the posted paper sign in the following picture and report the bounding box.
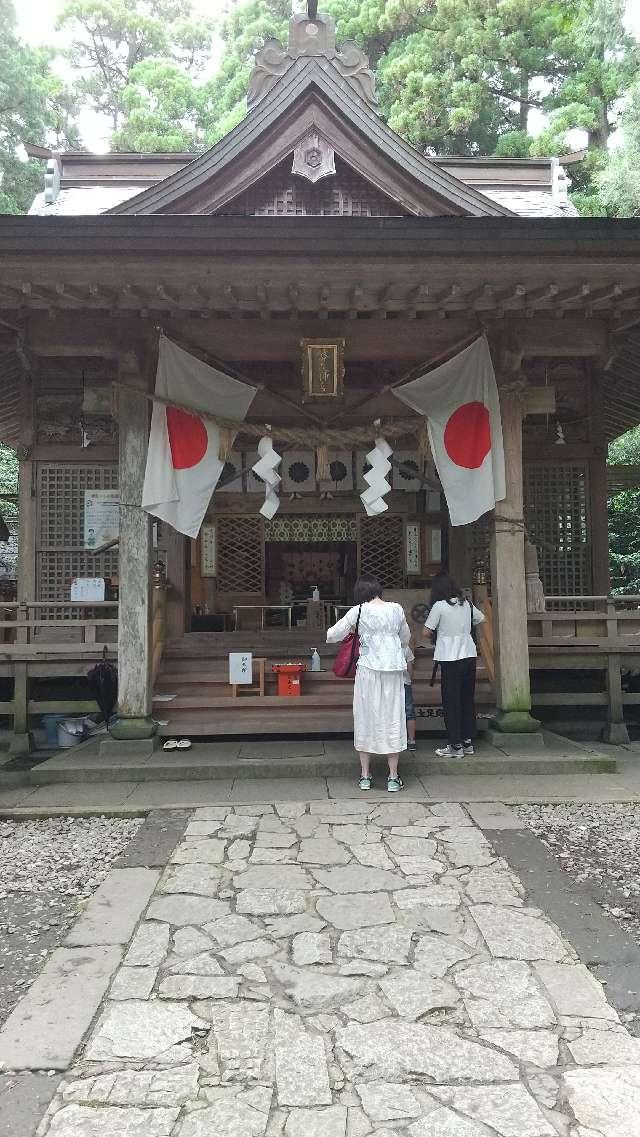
[229,652,252,685]
[70,577,105,602]
[84,489,119,549]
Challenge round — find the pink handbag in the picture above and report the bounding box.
[332,606,361,678]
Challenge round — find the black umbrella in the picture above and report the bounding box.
[87,648,118,722]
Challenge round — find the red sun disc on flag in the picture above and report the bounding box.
[166,406,208,470]
[443,401,491,469]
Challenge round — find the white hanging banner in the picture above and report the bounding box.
[360,437,392,517]
[252,436,281,519]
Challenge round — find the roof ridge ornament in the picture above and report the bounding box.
[247,7,376,108]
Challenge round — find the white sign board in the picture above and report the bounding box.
[229,652,253,685]
[201,523,217,577]
[84,489,119,550]
[70,577,105,602]
[405,521,421,574]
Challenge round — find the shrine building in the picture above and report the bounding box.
[1,6,640,755]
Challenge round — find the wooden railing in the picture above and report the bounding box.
[0,601,119,654]
[528,597,640,647]
[526,596,640,743]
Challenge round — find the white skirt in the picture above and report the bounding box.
[353,666,407,755]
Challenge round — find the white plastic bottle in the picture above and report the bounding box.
[310,648,321,672]
[312,586,320,602]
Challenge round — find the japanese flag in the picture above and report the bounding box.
[395,335,505,526]
[142,336,257,538]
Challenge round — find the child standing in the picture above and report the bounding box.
[403,641,417,753]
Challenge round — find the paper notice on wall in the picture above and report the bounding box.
[70,577,105,602]
[84,489,119,550]
[229,652,253,685]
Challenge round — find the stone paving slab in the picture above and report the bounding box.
[18,797,640,1137]
[114,809,191,867]
[65,868,159,946]
[0,1073,61,1137]
[0,945,122,1069]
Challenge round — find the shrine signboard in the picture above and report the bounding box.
[301,338,345,400]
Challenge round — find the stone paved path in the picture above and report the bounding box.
[29,800,640,1136]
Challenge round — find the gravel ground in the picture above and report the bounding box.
[518,803,640,945]
[0,816,142,1027]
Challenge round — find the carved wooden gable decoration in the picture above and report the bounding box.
[109,11,510,221]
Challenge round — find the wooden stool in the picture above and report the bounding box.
[231,657,266,697]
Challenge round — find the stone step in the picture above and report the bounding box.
[30,740,616,784]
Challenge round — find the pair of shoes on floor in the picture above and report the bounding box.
[434,741,475,758]
[358,776,404,792]
[163,738,192,751]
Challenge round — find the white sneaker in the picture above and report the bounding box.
[434,745,464,759]
[463,743,474,755]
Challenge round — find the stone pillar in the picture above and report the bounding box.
[108,373,156,743]
[490,388,541,738]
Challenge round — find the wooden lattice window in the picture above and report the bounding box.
[36,463,119,608]
[216,516,264,594]
[359,515,405,588]
[524,462,592,596]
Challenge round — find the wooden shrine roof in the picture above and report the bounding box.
[105,59,510,219]
[1,214,640,442]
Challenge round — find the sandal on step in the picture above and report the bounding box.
[176,738,192,750]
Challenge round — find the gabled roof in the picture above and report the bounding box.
[108,56,512,219]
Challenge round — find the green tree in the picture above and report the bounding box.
[197,0,290,145]
[58,0,215,149]
[0,444,18,578]
[598,80,640,217]
[608,427,640,593]
[0,0,79,214]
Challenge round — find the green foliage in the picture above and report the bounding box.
[0,0,79,214]
[58,0,215,148]
[598,81,640,217]
[608,427,640,594]
[197,1,290,146]
[0,445,17,496]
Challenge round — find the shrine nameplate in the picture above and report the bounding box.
[200,523,217,577]
[301,338,345,400]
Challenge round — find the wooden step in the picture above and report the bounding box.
[154,693,355,709]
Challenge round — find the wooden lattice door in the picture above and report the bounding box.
[36,463,119,610]
[524,461,592,596]
[216,515,264,597]
[359,515,406,588]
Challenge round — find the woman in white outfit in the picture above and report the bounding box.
[326,574,411,791]
[423,572,485,759]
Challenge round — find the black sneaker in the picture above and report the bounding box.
[407,739,417,752]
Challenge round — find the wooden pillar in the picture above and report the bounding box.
[589,372,610,596]
[164,526,188,639]
[11,373,35,753]
[490,388,541,735]
[589,449,610,596]
[108,370,156,741]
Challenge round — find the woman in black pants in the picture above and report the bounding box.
[423,572,485,759]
